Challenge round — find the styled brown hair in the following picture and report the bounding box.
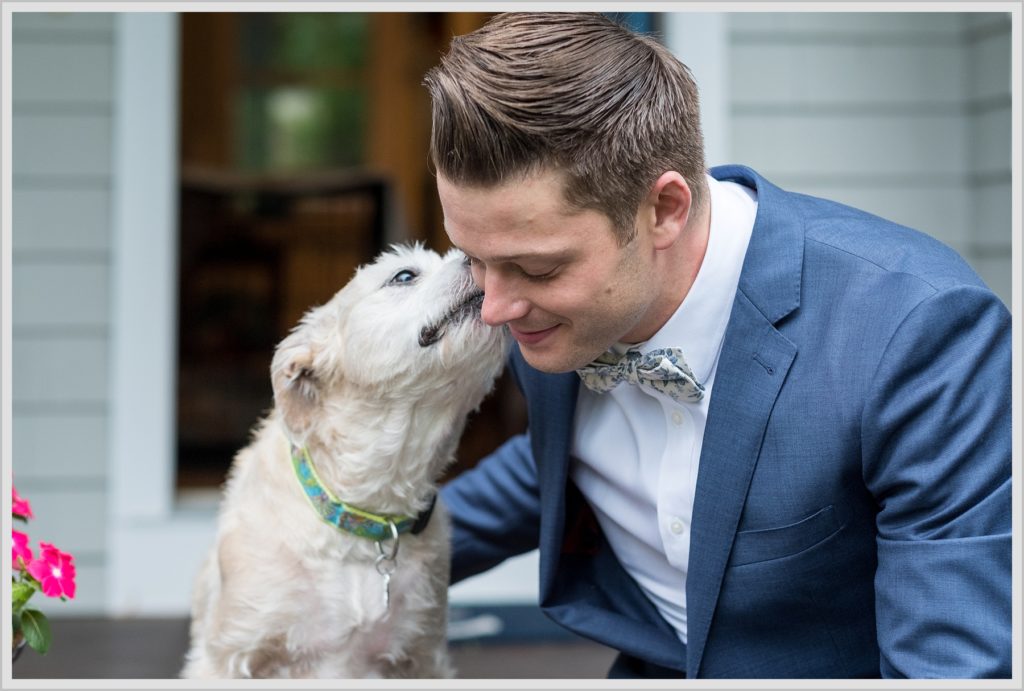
[424,12,706,243]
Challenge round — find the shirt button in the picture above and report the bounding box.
[671,411,684,426]
[670,519,684,535]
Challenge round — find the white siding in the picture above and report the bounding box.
[13,264,110,328]
[13,11,188,619]
[729,12,963,35]
[11,12,116,614]
[726,11,1011,306]
[12,337,108,405]
[13,114,113,178]
[13,188,110,252]
[730,114,968,179]
[13,42,115,104]
[731,43,964,107]
[13,415,107,481]
[964,15,1012,308]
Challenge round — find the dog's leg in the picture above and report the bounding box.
[416,600,456,678]
[374,605,454,678]
[184,529,299,678]
[378,549,455,678]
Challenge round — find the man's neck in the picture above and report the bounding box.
[672,199,712,305]
[624,199,712,345]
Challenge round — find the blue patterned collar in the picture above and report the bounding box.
[290,445,436,541]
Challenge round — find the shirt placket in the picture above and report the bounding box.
[656,399,695,573]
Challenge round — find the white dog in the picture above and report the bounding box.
[181,244,508,678]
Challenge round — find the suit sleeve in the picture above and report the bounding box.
[441,432,542,584]
[861,284,1011,678]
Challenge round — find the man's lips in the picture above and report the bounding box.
[509,324,559,346]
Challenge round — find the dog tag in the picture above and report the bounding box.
[375,523,400,612]
[375,553,397,612]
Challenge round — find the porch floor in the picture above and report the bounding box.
[12,617,618,679]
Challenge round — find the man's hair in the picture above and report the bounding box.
[424,12,707,244]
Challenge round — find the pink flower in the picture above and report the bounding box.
[12,530,32,570]
[12,487,33,519]
[27,542,76,599]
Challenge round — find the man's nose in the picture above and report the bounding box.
[479,271,528,327]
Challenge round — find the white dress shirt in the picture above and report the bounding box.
[570,174,758,644]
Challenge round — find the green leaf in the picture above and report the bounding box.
[11,581,35,611]
[19,609,51,655]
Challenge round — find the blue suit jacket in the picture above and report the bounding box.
[441,166,1012,678]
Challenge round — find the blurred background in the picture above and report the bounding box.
[7,8,1014,678]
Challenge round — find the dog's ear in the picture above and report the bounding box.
[270,332,321,438]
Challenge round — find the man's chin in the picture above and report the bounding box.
[516,343,591,374]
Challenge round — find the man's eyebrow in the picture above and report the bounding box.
[463,249,572,264]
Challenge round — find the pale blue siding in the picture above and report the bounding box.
[11,12,116,614]
[727,12,1012,306]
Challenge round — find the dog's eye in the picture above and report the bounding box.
[387,269,418,286]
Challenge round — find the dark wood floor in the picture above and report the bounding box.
[12,617,618,679]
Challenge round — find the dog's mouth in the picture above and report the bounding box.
[418,290,485,347]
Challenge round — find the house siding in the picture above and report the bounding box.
[11,12,116,614]
[965,14,1013,307]
[728,12,1012,307]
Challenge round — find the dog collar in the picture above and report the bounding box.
[290,444,436,541]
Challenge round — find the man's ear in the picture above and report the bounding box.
[271,331,321,438]
[647,171,692,250]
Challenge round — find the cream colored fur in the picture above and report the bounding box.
[181,245,508,678]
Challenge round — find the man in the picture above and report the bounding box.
[425,12,1011,679]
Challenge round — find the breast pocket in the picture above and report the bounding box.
[728,505,842,567]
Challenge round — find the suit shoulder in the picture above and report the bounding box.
[794,193,987,294]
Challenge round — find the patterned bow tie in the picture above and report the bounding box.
[576,347,705,403]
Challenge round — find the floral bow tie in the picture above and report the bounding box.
[576,347,705,403]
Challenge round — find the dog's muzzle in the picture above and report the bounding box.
[418,290,485,347]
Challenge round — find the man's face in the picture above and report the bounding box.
[437,169,660,373]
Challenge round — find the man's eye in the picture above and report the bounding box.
[387,269,418,286]
[521,266,558,281]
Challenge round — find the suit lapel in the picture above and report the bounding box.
[685,295,796,675]
[522,365,580,593]
[685,166,805,676]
